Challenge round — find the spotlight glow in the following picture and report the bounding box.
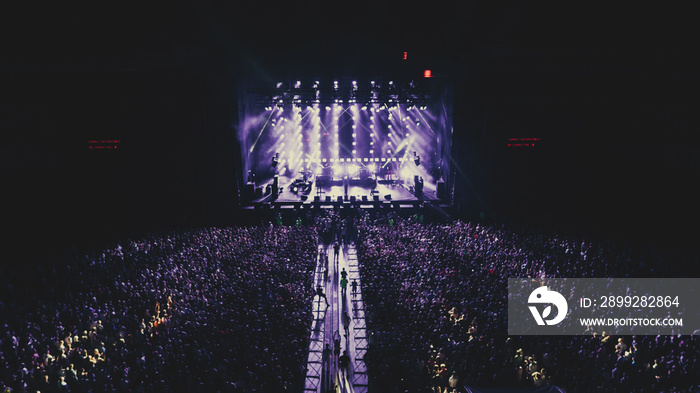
[243,81,446,193]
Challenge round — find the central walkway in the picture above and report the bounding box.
[304,241,368,393]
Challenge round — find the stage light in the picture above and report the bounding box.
[361,106,367,111]
[369,150,373,154]
[424,69,432,78]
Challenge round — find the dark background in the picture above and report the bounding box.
[2,2,699,261]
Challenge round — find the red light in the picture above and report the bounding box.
[424,70,432,78]
[403,52,407,60]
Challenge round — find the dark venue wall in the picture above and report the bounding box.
[2,2,699,261]
[1,2,244,262]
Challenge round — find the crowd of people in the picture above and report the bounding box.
[1,207,697,393]
[0,226,318,393]
[354,213,698,393]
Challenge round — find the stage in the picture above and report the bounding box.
[242,175,445,209]
[238,78,455,212]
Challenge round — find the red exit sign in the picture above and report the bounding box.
[507,137,539,147]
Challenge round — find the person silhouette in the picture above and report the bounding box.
[339,349,351,377]
[316,284,329,306]
[342,311,351,338]
[340,276,348,297]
